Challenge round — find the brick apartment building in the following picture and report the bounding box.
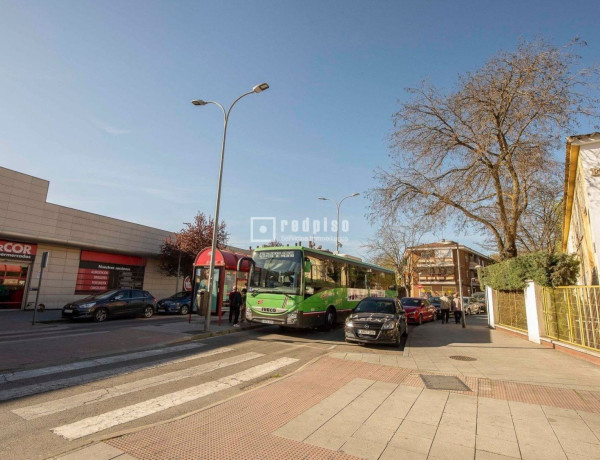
[405,240,492,297]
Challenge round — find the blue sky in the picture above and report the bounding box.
[2,0,600,258]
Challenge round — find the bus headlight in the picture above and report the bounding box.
[246,308,253,320]
[287,311,297,324]
[345,319,353,328]
[381,321,396,330]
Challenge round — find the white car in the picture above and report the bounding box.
[463,297,481,315]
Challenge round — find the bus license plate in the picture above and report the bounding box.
[358,329,376,335]
[64,309,73,313]
[261,319,274,324]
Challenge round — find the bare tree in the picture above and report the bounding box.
[517,178,563,253]
[365,218,428,296]
[371,39,599,260]
[263,240,284,247]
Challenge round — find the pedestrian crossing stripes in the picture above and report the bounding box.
[52,357,298,440]
[0,345,227,401]
[13,351,264,420]
[0,342,205,384]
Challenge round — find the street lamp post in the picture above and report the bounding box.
[192,82,269,332]
[318,193,359,254]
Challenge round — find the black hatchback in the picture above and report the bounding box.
[62,289,156,322]
[344,297,408,347]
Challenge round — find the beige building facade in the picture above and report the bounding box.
[0,167,177,310]
[563,132,600,285]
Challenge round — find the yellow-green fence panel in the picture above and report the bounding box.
[542,286,600,352]
[495,290,527,332]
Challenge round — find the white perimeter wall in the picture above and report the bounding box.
[580,143,600,275]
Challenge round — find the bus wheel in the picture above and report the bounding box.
[322,307,336,331]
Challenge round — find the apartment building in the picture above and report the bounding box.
[405,240,492,297]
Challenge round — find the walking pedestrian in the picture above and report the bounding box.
[228,286,242,327]
[439,294,451,324]
[240,287,247,323]
[452,293,463,324]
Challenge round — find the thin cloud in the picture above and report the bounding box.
[90,119,131,135]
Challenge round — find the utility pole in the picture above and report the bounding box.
[455,243,466,328]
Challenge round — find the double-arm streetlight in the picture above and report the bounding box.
[318,193,359,254]
[192,82,269,331]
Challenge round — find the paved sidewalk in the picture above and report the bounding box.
[55,317,600,460]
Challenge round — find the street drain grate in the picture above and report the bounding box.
[420,374,471,391]
[449,355,477,361]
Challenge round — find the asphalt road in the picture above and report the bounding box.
[0,319,411,460]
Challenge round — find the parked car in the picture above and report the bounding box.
[471,292,486,313]
[345,297,408,347]
[463,297,481,315]
[429,296,441,319]
[401,297,437,324]
[62,289,156,322]
[156,291,192,315]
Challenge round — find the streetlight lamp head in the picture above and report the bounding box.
[252,82,270,93]
[351,193,360,197]
[318,197,327,200]
[191,100,208,106]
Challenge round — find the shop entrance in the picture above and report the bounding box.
[0,263,30,309]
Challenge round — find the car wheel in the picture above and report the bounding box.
[418,314,423,325]
[394,331,401,348]
[180,304,189,315]
[93,308,107,323]
[322,307,336,331]
[402,320,409,337]
[143,305,154,318]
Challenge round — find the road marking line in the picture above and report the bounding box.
[0,346,231,402]
[0,326,71,337]
[52,357,299,440]
[13,352,263,420]
[1,330,110,345]
[0,343,205,384]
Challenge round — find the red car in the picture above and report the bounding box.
[400,297,437,325]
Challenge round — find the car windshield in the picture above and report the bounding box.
[83,290,119,301]
[173,291,190,299]
[401,298,421,307]
[430,297,441,303]
[355,300,396,314]
[249,250,302,295]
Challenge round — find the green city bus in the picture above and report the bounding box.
[246,246,397,329]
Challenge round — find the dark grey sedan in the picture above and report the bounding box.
[344,297,408,347]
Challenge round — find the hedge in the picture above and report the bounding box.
[478,252,579,291]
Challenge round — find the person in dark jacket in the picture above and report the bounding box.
[228,286,243,327]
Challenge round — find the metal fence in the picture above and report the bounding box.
[542,286,600,352]
[495,290,528,332]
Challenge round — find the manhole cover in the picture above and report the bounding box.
[449,355,477,361]
[420,374,471,391]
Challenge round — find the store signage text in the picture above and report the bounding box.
[0,240,37,261]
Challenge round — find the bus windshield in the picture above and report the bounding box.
[249,250,302,295]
